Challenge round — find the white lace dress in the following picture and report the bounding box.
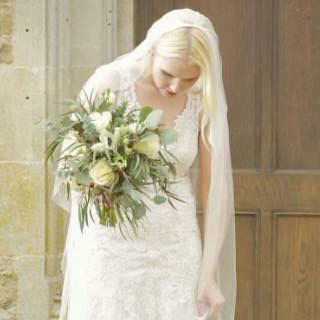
[62,70,206,320]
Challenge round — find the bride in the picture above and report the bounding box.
[52,8,236,320]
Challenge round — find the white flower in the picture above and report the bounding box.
[128,122,138,134]
[89,111,112,133]
[63,131,78,152]
[91,142,105,153]
[99,131,114,149]
[70,112,82,122]
[114,127,122,146]
[63,131,86,159]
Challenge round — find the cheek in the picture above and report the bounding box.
[152,71,168,88]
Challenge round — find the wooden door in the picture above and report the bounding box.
[134,1,320,319]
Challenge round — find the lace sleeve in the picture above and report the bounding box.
[51,64,121,213]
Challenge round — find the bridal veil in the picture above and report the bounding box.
[52,8,236,320]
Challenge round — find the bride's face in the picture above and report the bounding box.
[151,52,201,97]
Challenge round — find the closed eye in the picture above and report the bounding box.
[161,70,173,77]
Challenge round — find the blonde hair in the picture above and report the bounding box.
[139,26,217,151]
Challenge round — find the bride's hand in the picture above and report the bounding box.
[196,280,225,318]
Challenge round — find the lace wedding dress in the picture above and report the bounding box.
[62,69,208,320]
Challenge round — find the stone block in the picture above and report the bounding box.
[0,256,17,320]
[0,162,45,255]
[14,0,46,67]
[14,255,49,320]
[117,0,134,55]
[0,0,14,64]
[70,0,109,66]
[70,66,96,96]
[0,67,45,161]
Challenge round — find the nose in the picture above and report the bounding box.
[169,78,182,93]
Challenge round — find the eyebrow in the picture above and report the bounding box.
[160,68,198,80]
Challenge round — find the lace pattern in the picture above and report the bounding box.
[63,70,206,320]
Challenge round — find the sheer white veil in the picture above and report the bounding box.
[52,8,236,320]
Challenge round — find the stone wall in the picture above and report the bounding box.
[0,0,14,64]
[0,0,134,318]
[0,257,17,320]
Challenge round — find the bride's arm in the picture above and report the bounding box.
[51,65,120,213]
[198,121,211,247]
[78,66,120,107]
[196,113,230,317]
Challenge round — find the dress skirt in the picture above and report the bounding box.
[61,175,206,320]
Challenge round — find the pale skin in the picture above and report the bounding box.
[134,52,222,317]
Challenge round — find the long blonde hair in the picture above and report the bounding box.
[138,26,217,151]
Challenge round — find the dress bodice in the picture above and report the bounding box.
[115,70,202,178]
[58,68,207,320]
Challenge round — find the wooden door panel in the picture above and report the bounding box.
[276,0,320,169]
[275,213,320,319]
[236,212,259,320]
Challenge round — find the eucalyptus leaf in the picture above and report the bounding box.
[121,178,133,193]
[153,195,167,204]
[60,117,74,128]
[74,171,92,185]
[158,165,170,176]
[159,128,177,145]
[139,106,153,121]
[130,189,141,202]
[144,109,163,130]
[68,160,82,170]
[132,202,146,219]
[133,154,140,171]
[120,194,132,208]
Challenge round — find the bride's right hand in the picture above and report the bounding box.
[196,279,225,318]
[196,302,209,319]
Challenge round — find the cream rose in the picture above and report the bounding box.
[89,159,117,186]
[133,133,160,159]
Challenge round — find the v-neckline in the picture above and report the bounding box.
[130,79,192,132]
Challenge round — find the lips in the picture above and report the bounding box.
[165,89,176,96]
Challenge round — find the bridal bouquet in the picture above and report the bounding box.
[46,88,184,238]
